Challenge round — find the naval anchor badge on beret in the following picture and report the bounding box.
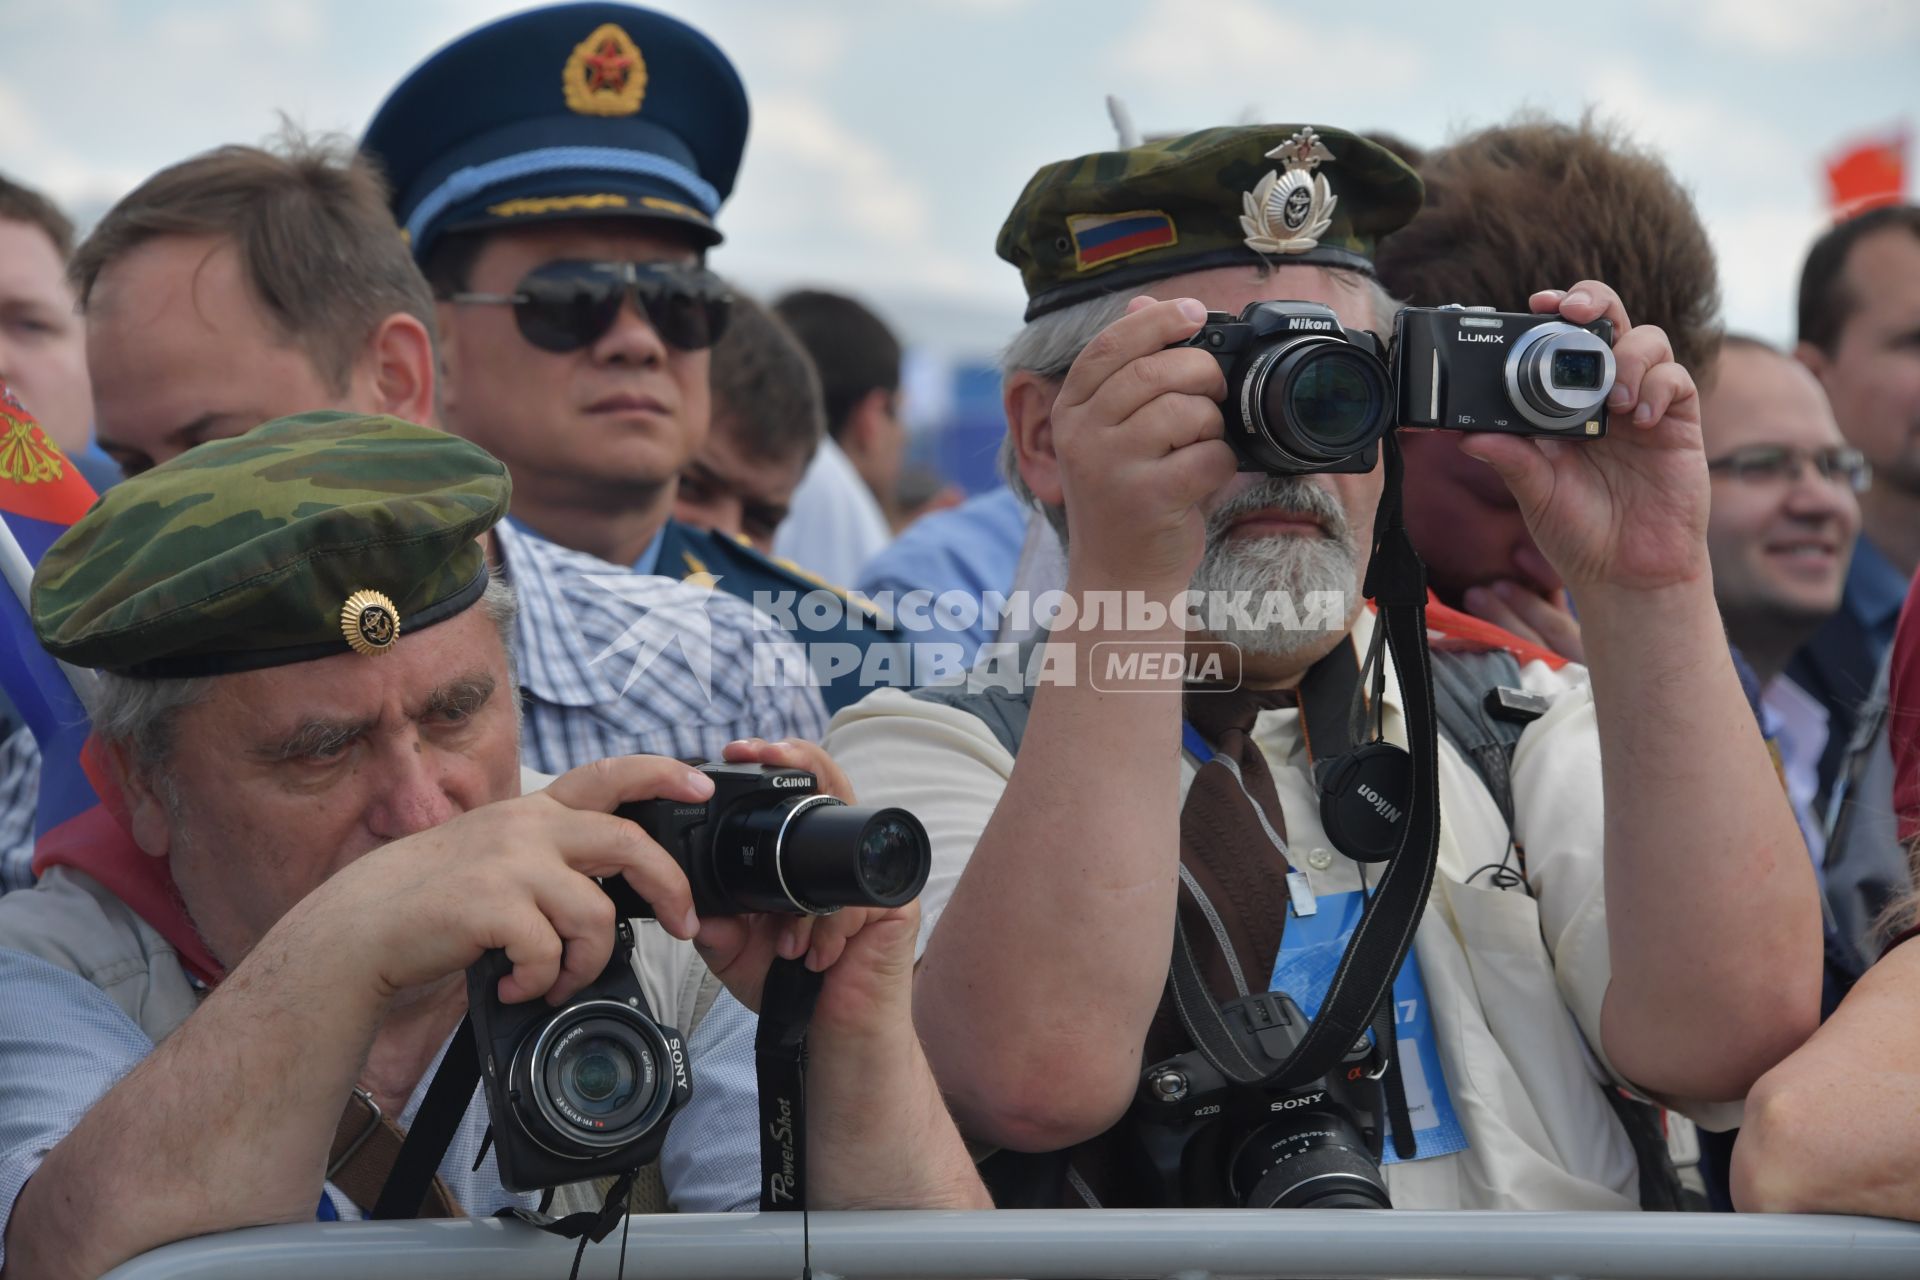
[564,23,647,117]
[1241,127,1339,256]
[341,589,401,657]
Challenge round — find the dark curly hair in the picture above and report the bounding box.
[1375,114,1722,375]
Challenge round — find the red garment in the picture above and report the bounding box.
[1887,578,1920,843]
[32,737,223,984]
[1420,597,1573,671]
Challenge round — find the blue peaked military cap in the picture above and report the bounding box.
[362,2,749,259]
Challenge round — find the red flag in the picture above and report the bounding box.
[1826,127,1909,221]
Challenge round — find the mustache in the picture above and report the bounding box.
[1205,477,1351,542]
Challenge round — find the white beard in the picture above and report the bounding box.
[1190,477,1361,659]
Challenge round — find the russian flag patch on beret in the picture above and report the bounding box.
[1067,209,1177,271]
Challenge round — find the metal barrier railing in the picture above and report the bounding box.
[101,1209,1920,1280]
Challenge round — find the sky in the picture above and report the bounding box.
[1,0,1916,360]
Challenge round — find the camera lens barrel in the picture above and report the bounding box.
[712,796,932,915]
[510,1000,677,1159]
[1504,322,1616,431]
[1241,338,1393,471]
[1229,1111,1393,1210]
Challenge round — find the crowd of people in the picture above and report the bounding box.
[1,1,1918,1274]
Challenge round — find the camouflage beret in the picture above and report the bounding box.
[997,124,1424,321]
[32,413,511,678]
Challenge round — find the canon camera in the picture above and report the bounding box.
[470,762,932,1191]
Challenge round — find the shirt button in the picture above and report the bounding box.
[1306,847,1334,871]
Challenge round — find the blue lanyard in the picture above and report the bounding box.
[1180,720,1212,763]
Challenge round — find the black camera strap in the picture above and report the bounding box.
[371,1014,480,1220]
[755,955,825,1214]
[1167,433,1441,1105]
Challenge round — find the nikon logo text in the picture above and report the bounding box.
[1271,1091,1327,1112]
[1287,318,1335,331]
[770,775,813,789]
[1457,332,1505,344]
[1358,783,1403,824]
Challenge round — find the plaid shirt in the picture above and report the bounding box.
[497,521,829,771]
[0,728,36,894]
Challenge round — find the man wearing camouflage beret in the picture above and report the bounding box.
[823,125,1821,1210]
[0,415,986,1277]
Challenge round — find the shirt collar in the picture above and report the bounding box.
[501,514,668,577]
[631,521,668,577]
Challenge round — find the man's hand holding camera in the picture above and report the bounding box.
[1454,281,1710,596]
[1452,280,1819,1103]
[305,756,715,1011]
[1045,296,1234,599]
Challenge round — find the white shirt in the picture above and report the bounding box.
[824,609,1741,1212]
[773,437,893,586]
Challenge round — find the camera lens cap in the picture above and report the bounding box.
[1313,741,1412,864]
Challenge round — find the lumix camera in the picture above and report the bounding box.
[1176,300,1618,475]
[1132,990,1391,1209]
[470,762,932,1191]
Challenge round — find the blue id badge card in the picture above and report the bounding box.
[1270,890,1469,1163]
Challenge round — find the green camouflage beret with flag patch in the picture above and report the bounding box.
[997,124,1424,321]
[32,412,510,678]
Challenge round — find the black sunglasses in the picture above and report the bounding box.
[445,260,733,353]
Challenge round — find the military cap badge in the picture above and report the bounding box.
[341,589,401,656]
[1241,127,1339,256]
[564,23,647,117]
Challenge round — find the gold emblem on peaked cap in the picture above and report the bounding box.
[563,23,647,117]
[341,589,401,656]
[1241,127,1339,257]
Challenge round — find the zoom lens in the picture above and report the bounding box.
[1229,1111,1392,1210]
[1505,322,1616,431]
[1243,339,1392,470]
[511,1001,676,1158]
[712,797,931,915]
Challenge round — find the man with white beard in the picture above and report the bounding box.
[823,125,1820,1214]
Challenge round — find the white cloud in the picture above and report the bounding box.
[1690,0,1920,56]
[1702,204,1828,342]
[1583,62,1801,187]
[1109,0,1425,105]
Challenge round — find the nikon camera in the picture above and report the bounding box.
[470,762,932,1191]
[1174,300,1393,475]
[1132,990,1391,1209]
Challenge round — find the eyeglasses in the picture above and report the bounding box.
[444,260,733,353]
[1705,444,1872,494]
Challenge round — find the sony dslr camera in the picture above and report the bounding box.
[1131,990,1391,1209]
[1175,300,1618,475]
[470,762,931,1191]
